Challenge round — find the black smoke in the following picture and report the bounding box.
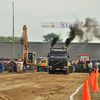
[65,18,100,47]
[65,25,84,47]
[84,18,100,40]
[51,36,59,47]
[65,26,76,47]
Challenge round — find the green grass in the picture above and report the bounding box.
[3,71,10,73]
[98,73,100,86]
[91,96,93,99]
[97,98,100,100]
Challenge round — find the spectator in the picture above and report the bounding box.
[95,61,99,72]
[1,61,3,65]
[95,61,99,69]
[88,61,93,75]
[0,62,3,73]
[17,60,23,73]
[92,60,95,69]
[10,59,14,73]
[13,60,17,73]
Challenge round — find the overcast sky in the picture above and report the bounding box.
[0,0,100,42]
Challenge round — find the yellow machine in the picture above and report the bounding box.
[20,25,37,72]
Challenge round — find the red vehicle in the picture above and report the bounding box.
[73,54,91,72]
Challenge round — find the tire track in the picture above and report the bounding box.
[0,93,14,100]
[58,78,84,100]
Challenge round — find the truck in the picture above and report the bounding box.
[47,47,73,74]
[37,57,48,72]
[20,25,37,72]
[73,54,91,72]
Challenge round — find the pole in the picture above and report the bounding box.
[12,2,14,60]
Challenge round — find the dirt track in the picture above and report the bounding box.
[0,72,99,100]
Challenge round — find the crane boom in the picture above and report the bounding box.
[20,25,37,73]
[22,25,28,63]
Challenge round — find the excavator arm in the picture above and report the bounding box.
[20,25,28,64]
[20,25,36,66]
[20,25,37,73]
[22,25,28,64]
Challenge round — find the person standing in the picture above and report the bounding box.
[88,61,93,75]
[0,62,3,73]
[92,60,96,71]
[95,61,99,69]
[17,60,23,73]
[10,59,14,73]
[13,60,17,73]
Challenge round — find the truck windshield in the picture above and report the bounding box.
[50,52,67,59]
[81,56,89,60]
[41,60,46,63]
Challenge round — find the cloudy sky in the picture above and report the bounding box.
[0,0,100,42]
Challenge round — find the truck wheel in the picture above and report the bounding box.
[72,65,75,72]
[69,66,71,73]
[48,68,52,74]
[78,64,83,72]
[23,65,27,73]
[67,68,69,74]
[39,67,44,72]
[64,71,67,74]
[69,66,74,73]
[74,64,78,72]
[64,69,69,74]
[23,66,26,72]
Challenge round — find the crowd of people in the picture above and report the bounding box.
[0,59,23,73]
[88,60,99,75]
[9,59,17,73]
[9,59,23,73]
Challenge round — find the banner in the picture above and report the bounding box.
[41,22,78,28]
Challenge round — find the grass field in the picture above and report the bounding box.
[98,73,100,86]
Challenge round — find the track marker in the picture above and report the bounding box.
[70,83,84,100]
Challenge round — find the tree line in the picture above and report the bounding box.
[43,33,63,42]
[0,36,21,42]
[0,33,63,42]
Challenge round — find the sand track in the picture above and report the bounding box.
[0,73,90,100]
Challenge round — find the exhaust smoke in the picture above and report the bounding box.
[65,26,76,47]
[51,36,59,47]
[65,17,100,47]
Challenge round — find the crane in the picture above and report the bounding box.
[20,25,37,72]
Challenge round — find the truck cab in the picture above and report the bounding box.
[37,58,48,72]
[47,47,69,74]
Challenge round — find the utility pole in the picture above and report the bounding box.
[12,2,14,60]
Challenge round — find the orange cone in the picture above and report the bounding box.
[91,74,99,92]
[82,77,91,100]
[89,73,93,86]
[96,70,99,78]
[91,71,93,77]
[92,71,95,82]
